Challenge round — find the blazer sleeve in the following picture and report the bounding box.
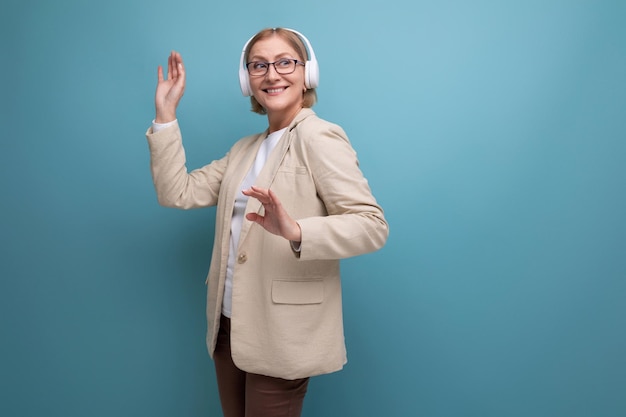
[145,121,227,209]
[295,121,389,260]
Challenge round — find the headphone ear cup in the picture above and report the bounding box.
[305,59,319,89]
[239,65,252,97]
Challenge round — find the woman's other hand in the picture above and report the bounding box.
[155,51,186,123]
[243,186,302,243]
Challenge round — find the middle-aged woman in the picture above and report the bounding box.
[145,27,388,417]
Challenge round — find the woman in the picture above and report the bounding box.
[146,27,388,417]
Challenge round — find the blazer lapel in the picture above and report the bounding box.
[238,129,293,247]
[237,109,315,248]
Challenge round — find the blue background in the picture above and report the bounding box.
[2,0,625,416]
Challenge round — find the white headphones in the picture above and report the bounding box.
[238,28,319,97]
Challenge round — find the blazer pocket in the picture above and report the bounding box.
[278,165,308,175]
[272,279,324,305]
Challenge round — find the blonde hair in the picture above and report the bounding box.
[245,28,318,115]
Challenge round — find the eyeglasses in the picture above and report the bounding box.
[246,58,305,76]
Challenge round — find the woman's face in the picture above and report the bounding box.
[247,35,306,121]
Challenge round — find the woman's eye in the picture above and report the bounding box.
[253,62,268,70]
[276,59,292,68]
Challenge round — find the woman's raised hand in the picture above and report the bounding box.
[155,51,186,123]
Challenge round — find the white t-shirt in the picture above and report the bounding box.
[222,127,286,317]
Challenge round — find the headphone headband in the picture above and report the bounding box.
[238,28,319,97]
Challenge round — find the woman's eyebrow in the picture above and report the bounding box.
[248,52,296,61]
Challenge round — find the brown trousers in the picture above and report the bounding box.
[213,315,309,417]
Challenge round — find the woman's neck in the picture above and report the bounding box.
[267,106,303,133]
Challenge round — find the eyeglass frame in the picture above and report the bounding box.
[246,58,306,77]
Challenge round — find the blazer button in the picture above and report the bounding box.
[237,253,248,264]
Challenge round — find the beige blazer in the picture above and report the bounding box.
[146,108,388,379]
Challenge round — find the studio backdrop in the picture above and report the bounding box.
[1,0,624,416]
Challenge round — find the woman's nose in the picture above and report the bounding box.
[266,64,281,80]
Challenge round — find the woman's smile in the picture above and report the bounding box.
[264,87,288,95]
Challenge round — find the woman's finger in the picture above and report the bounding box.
[167,52,174,80]
[175,61,185,87]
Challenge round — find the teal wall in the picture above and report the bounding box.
[2,0,624,416]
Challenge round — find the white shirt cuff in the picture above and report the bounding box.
[151,119,177,133]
